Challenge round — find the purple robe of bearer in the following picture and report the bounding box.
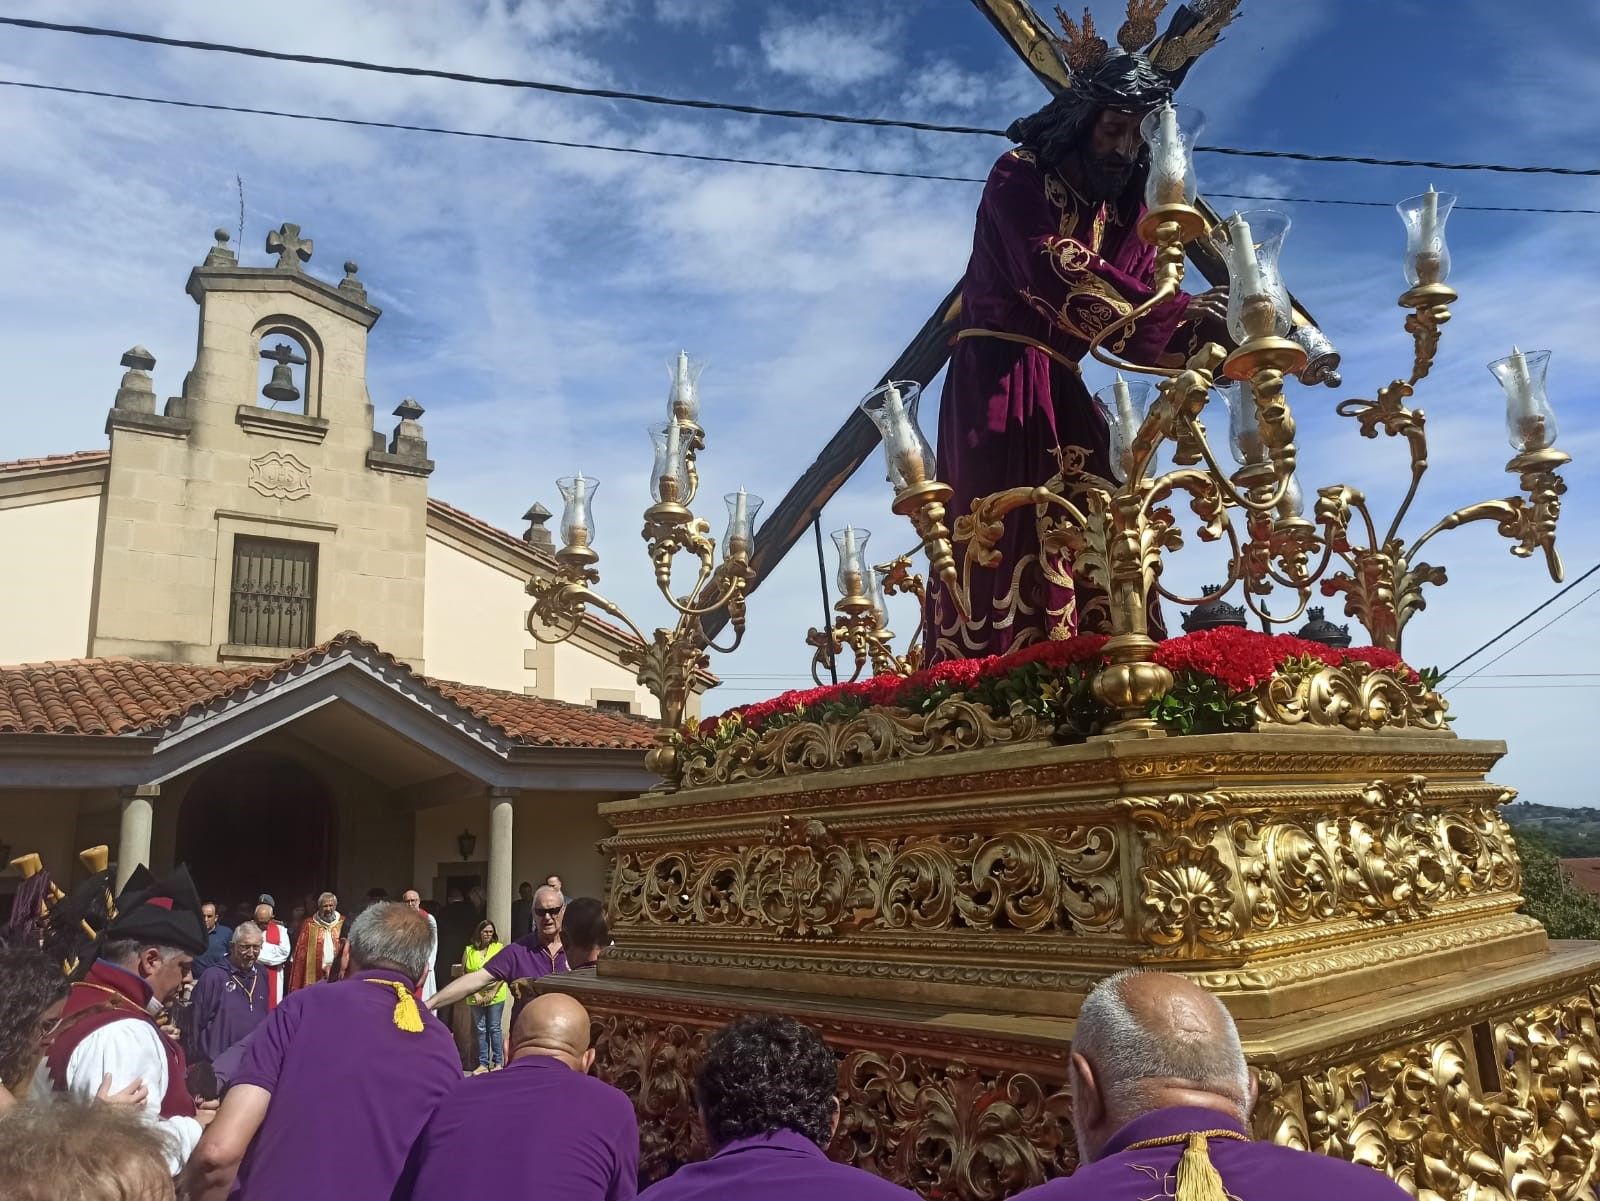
[484,936,567,1023]
[396,1055,639,1201]
[638,1130,917,1201]
[188,960,269,1067]
[224,966,460,1199]
[1012,1105,1413,1201]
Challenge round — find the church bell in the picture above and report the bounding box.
[262,362,301,405]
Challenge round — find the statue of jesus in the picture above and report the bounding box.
[928,44,1228,662]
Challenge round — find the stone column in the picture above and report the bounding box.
[116,784,159,891]
[486,787,515,945]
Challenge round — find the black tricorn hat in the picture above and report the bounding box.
[103,864,208,956]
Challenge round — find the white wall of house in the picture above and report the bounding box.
[0,495,99,664]
[422,535,535,693]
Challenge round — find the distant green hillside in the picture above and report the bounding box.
[1505,802,1600,858]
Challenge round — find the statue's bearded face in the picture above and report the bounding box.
[1077,108,1146,202]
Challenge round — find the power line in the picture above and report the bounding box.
[6,80,1600,219]
[1442,581,1600,695]
[4,16,1600,179]
[0,80,986,184]
[1440,560,1600,678]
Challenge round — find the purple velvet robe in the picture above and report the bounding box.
[929,149,1194,661]
[1011,1106,1414,1200]
[636,1130,918,1200]
[188,962,268,1066]
[227,967,461,1201]
[395,1055,640,1201]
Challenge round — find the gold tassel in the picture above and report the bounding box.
[1173,1133,1230,1201]
[368,979,425,1032]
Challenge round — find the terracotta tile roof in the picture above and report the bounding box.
[427,497,555,564]
[0,450,110,473]
[1561,859,1600,896]
[0,632,655,751]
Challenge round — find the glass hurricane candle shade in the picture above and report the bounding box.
[721,489,762,560]
[556,474,597,548]
[648,422,690,504]
[1094,377,1155,478]
[1278,471,1305,519]
[860,381,936,491]
[1220,380,1267,466]
[1213,210,1293,343]
[1396,188,1456,287]
[666,350,705,426]
[1140,103,1206,209]
[1489,349,1558,452]
[865,565,890,630]
[831,527,871,600]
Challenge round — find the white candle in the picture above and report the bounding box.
[733,486,748,534]
[573,471,587,504]
[1113,374,1138,447]
[1226,213,1265,299]
[1155,103,1184,204]
[1507,347,1533,409]
[663,422,682,497]
[671,350,693,421]
[1419,185,1439,249]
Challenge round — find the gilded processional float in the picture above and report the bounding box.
[528,3,1599,1199]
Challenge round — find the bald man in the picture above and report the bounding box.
[1011,970,1412,1200]
[395,993,639,1201]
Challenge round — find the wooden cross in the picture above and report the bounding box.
[266,222,313,270]
[704,0,1330,639]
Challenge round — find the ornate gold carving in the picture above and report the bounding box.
[1129,793,1241,954]
[1253,660,1448,732]
[839,1050,1074,1199]
[1296,992,1600,1201]
[609,812,1122,938]
[679,698,1043,789]
[591,1013,709,1185]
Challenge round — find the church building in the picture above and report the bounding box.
[0,223,703,940]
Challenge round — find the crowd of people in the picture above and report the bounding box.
[0,862,1415,1201]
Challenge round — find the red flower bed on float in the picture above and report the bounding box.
[690,627,1419,745]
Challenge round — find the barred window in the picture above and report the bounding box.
[229,536,317,649]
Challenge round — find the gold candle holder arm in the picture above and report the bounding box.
[1408,447,1571,582]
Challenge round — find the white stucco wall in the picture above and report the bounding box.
[423,532,656,715]
[423,535,534,693]
[0,495,99,663]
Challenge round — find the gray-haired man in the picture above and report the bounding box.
[184,902,459,1201]
[1011,969,1412,1200]
[188,921,268,1071]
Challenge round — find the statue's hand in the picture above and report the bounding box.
[1189,286,1228,322]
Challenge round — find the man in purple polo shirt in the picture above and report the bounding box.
[396,992,639,1200]
[1011,970,1413,1201]
[182,902,462,1201]
[638,1015,917,1200]
[427,884,568,1023]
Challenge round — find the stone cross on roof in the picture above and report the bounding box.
[266,222,313,271]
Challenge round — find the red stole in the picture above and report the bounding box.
[263,921,286,1008]
[45,960,196,1118]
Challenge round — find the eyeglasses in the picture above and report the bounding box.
[35,1014,64,1042]
[535,906,563,917]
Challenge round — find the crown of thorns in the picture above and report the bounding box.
[1050,0,1241,81]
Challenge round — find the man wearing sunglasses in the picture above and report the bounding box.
[426,885,568,1025]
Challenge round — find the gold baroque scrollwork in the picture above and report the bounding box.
[838,1050,1075,1201]
[1127,793,1242,954]
[1253,660,1448,732]
[591,1013,710,1187]
[1295,989,1600,1201]
[679,698,1044,788]
[609,814,1123,938]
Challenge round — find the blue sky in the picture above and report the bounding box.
[3,0,1598,799]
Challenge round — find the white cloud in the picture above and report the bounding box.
[758,12,901,92]
[654,0,733,29]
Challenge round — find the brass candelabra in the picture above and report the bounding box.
[805,542,926,684]
[526,353,760,780]
[871,103,1570,735]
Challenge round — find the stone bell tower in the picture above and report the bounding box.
[90,224,434,666]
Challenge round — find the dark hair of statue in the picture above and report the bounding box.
[694,1015,838,1149]
[0,947,70,1090]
